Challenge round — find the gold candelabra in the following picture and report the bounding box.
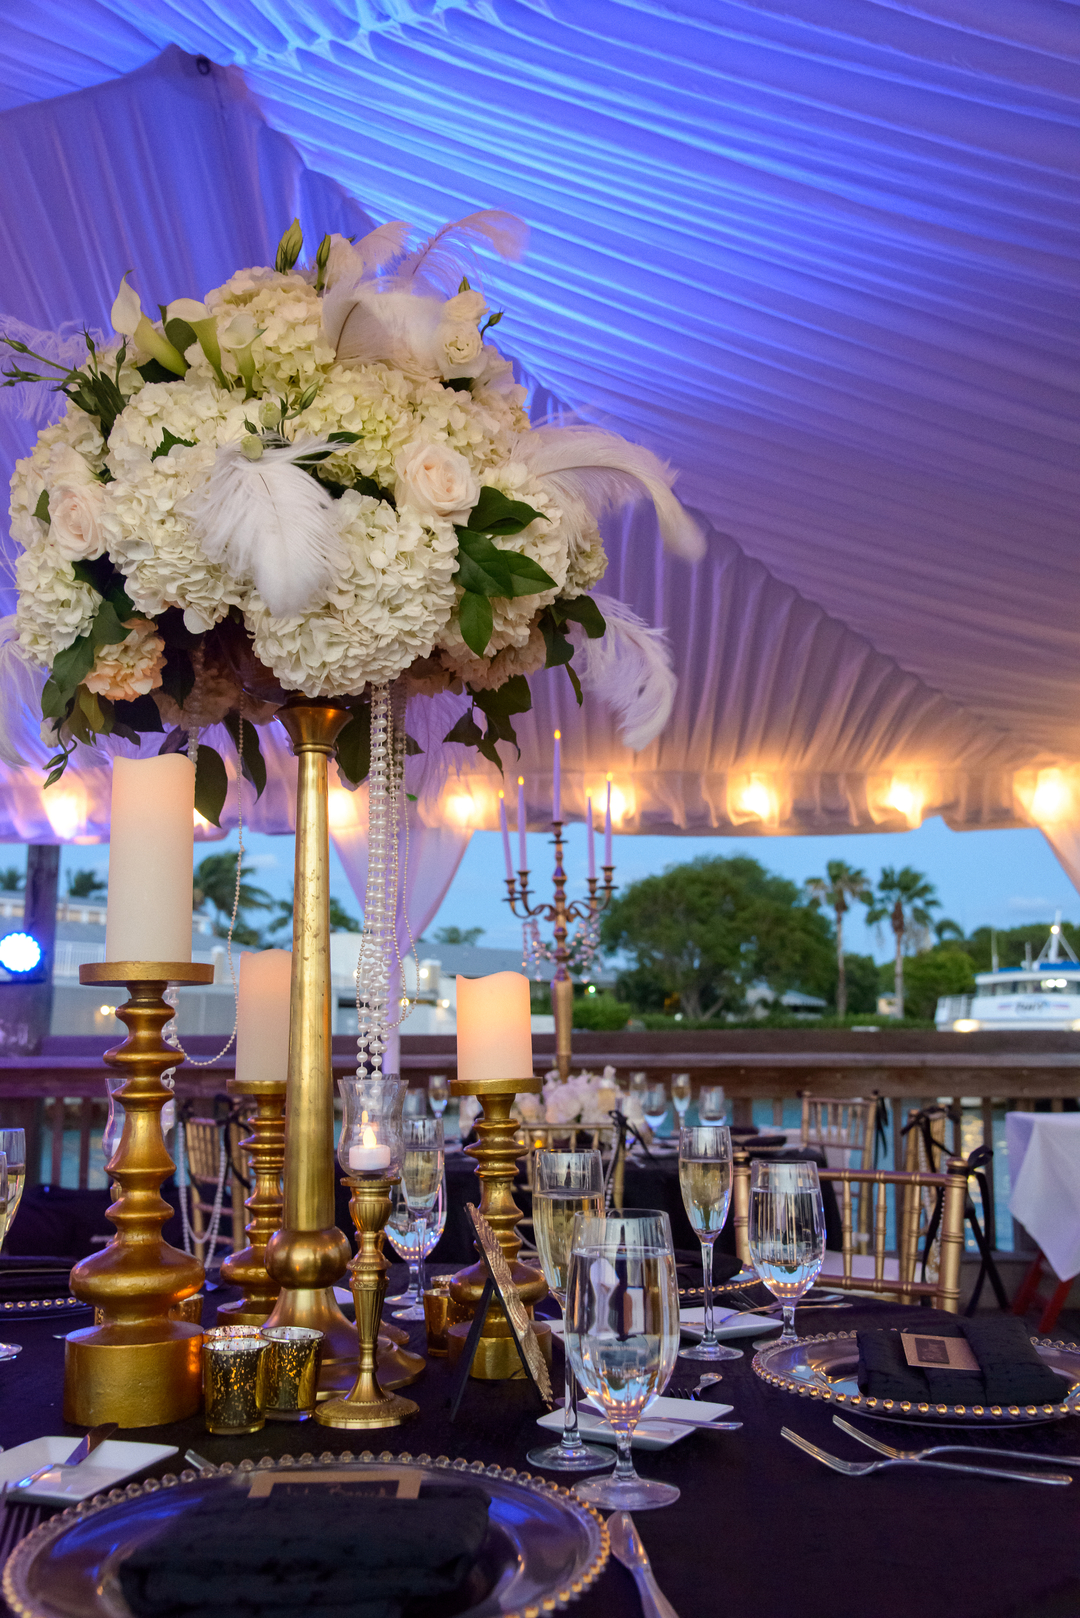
[316,1173,419,1429]
[504,823,615,1082]
[65,961,213,1427]
[447,1074,552,1380]
[216,1076,287,1326]
[262,698,357,1394]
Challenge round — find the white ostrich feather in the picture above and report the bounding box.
[187,440,346,619]
[397,210,529,295]
[0,616,47,767]
[514,425,705,563]
[571,594,677,752]
[326,286,446,374]
[0,318,106,427]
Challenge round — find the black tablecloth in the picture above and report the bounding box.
[2,1279,1078,1618]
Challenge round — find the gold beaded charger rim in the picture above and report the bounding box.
[3,1450,609,1618]
[752,1328,1080,1426]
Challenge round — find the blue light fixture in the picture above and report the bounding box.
[0,932,43,975]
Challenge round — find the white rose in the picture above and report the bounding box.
[437,321,484,372]
[442,289,487,324]
[393,438,479,526]
[49,482,107,561]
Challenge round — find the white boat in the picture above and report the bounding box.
[936,916,1080,1032]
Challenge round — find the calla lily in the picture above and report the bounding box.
[166,297,229,389]
[217,313,260,397]
[110,275,187,376]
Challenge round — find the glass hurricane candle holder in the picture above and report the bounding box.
[336,1076,405,1178]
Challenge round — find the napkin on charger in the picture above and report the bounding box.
[856,1317,1073,1407]
[119,1482,490,1618]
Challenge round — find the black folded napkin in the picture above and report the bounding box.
[118,1481,491,1618]
[0,1257,75,1302]
[675,1248,743,1285]
[857,1317,1073,1407]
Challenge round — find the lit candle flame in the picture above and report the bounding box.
[362,1124,378,1148]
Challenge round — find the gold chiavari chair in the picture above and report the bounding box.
[800,1092,880,1248]
[183,1116,245,1264]
[732,1146,968,1312]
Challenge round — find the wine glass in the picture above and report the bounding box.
[565,1209,681,1511]
[628,1072,647,1101]
[427,1075,449,1119]
[747,1159,826,1345]
[403,1087,428,1118]
[697,1085,727,1123]
[525,1150,609,1473]
[386,1171,446,1313]
[0,1150,17,1360]
[396,1117,444,1319]
[642,1083,668,1138]
[671,1074,691,1127]
[0,1129,26,1237]
[678,1125,742,1363]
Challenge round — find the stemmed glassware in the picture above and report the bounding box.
[427,1075,449,1119]
[386,1171,447,1314]
[403,1087,429,1118]
[0,1129,26,1237]
[0,1149,18,1360]
[697,1085,727,1123]
[395,1117,444,1319]
[671,1074,691,1127]
[565,1209,681,1511]
[747,1159,826,1345]
[642,1083,668,1138]
[525,1150,609,1473]
[678,1124,742,1362]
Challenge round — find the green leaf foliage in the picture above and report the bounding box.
[445,377,472,393]
[71,557,136,620]
[223,712,267,798]
[33,490,50,524]
[443,710,485,750]
[194,744,229,828]
[152,428,196,460]
[457,590,493,658]
[163,318,197,358]
[468,485,548,537]
[136,358,179,386]
[336,707,371,785]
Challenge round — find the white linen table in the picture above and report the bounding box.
[1006,1111,1080,1281]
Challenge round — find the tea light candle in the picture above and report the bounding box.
[235,950,291,1086]
[349,1124,391,1172]
[517,776,527,872]
[498,792,513,882]
[552,731,561,823]
[106,755,195,963]
[457,971,533,1084]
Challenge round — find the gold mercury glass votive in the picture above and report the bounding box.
[260,1326,323,1421]
[203,1335,270,1435]
[422,1288,452,1356]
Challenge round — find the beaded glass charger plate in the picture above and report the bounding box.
[754,1331,1080,1427]
[3,1452,609,1618]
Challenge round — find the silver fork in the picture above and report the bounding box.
[0,1500,43,1565]
[833,1415,1080,1470]
[781,1427,1072,1485]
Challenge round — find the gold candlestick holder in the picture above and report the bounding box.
[316,1174,419,1429]
[217,1077,286,1326]
[65,961,213,1428]
[447,1074,552,1380]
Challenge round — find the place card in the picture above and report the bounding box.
[248,1469,421,1499]
[900,1332,980,1371]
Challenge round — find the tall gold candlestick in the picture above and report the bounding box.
[262,698,357,1394]
[217,1077,286,1326]
[65,961,212,1428]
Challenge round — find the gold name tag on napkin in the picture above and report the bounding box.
[248,1469,422,1499]
[901,1333,980,1371]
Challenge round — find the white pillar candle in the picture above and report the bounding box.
[457,971,534,1084]
[105,755,195,963]
[235,949,291,1087]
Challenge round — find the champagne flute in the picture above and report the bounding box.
[0,1128,26,1238]
[0,1151,16,1360]
[678,1125,742,1362]
[525,1150,609,1472]
[396,1117,443,1319]
[387,1171,446,1311]
[748,1159,826,1345]
[671,1074,691,1127]
[427,1075,449,1119]
[403,1087,429,1117]
[565,1209,681,1510]
[642,1083,668,1138]
[697,1085,727,1123]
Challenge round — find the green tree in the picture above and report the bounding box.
[866,866,940,1019]
[842,952,882,1016]
[66,868,106,899]
[433,925,485,946]
[601,854,835,1020]
[880,947,976,1021]
[806,860,871,1017]
[962,922,1080,972]
[193,854,273,941]
[0,867,24,893]
[573,991,631,1031]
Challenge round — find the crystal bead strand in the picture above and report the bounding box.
[356,684,393,1077]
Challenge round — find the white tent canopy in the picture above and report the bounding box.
[0,12,1076,890]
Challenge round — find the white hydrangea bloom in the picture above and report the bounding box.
[14,540,98,664]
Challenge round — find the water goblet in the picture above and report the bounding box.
[525,1150,609,1473]
[403,1087,429,1118]
[642,1083,668,1138]
[678,1125,742,1362]
[427,1075,449,1118]
[671,1074,692,1126]
[386,1171,447,1315]
[566,1209,681,1510]
[397,1117,444,1317]
[747,1159,826,1345]
[697,1085,727,1123]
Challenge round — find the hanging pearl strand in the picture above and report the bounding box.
[356,684,394,1077]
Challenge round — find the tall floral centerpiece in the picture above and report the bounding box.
[2,210,699,1388]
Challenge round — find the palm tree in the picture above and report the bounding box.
[806,861,871,1018]
[866,866,940,1019]
[193,853,273,938]
[67,868,106,899]
[268,890,361,936]
[0,867,24,893]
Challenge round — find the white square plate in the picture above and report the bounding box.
[535,1394,733,1452]
[680,1305,780,1340]
[0,1438,178,1504]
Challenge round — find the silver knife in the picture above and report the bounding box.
[9,1423,117,1494]
[608,1511,681,1618]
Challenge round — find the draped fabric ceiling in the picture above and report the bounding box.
[0,5,1078,889]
